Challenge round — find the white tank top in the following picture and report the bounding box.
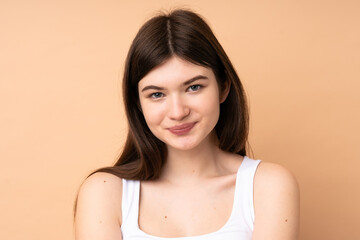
[121,156,261,240]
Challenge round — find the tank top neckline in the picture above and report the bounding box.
[134,156,250,239]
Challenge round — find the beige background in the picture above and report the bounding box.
[1,0,359,239]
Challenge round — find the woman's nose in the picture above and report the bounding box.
[167,95,190,121]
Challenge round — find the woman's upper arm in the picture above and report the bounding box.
[74,172,123,240]
[252,162,300,240]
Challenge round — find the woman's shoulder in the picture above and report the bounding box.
[253,161,299,202]
[77,172,123,203]
[252,161,300,239]
[77,171,123,210]
[81,171,123,188]
[75,172,123,239]
[254,161,299,190]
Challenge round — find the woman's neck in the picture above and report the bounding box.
[159,135,227,185]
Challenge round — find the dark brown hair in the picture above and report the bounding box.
[94,9,249,180]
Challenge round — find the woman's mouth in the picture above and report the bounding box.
[168,122,197,135]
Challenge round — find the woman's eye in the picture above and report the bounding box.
[150,92,164,99]
[188,85,201,92]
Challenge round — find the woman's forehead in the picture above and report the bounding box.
[138,56,214,88]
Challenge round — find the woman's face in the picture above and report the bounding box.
[138,56,223,151]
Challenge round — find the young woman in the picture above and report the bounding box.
[75,9,299,240]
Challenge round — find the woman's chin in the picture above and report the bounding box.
[163,131,216,152]
[166,139,200,152]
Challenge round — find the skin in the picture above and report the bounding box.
[75,56,300,240]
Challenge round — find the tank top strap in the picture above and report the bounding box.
[232,156,261,231]
[121,178,140,230]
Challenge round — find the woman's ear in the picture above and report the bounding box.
[220,79,231,103]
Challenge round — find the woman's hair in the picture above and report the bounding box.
[94,9,249,180]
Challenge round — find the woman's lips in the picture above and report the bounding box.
[168,122,197,135]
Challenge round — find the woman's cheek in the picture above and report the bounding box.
[142,102,164,126]
[202,89,221,113]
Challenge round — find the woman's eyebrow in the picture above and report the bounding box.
[183,75,208,85]
[141,75,208,92]
[141,85,164,92]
